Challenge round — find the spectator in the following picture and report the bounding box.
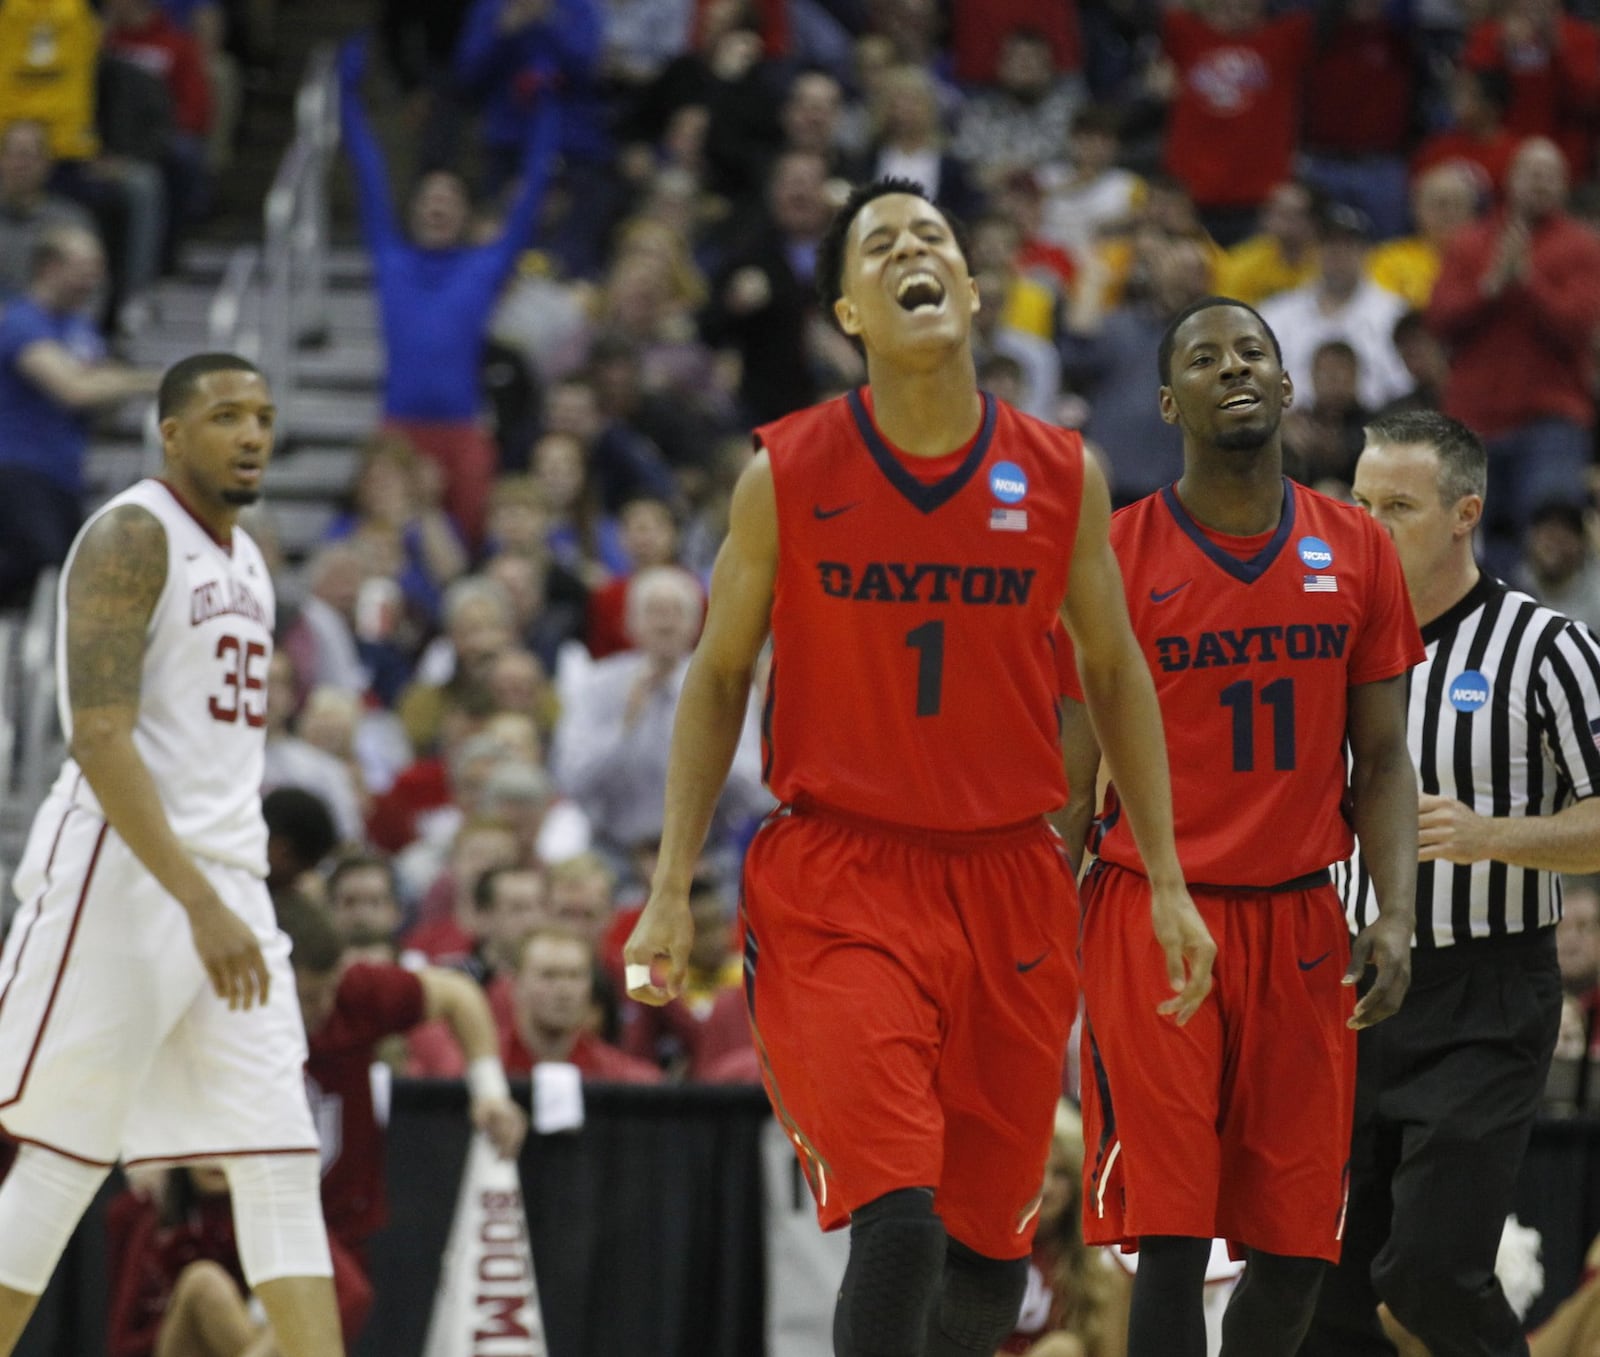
[279,542,375,698]
[778,68,849,174]
[1368,162,1481,312]
[104,1166,373,1357]
[1060,233,1212,504]
[1375,308,1449,416]
[1559,876,1600,1000]
[969,210,1061,342]
[262,651,366,846]
[0,120,96,300]
[1001,1102,1132,1356]
[971,265,1061,421]
[262,786,339,900]
[587,332,730,490]
[339,34,559,547]
[849,63,983,226]
[599,0,694,87]
[1413,65,1519,201]
[1513,500,1600,639]
[952,26,1085,194]
[527,428,626,583]
[1260,202,1411,410]
[701,148,858,426]
[0,225,158,609]
[324,432,469,631]
[584,495,693,658]
[402,812,522,956]
[465,863,549,983]
[1282,338,1372,490]
[482,541,588,674]
[1212,179,1320,306]
[1297,0,1415,240]
[948,0,1081,88]
[503,926,663,1079]
[548,850,619,952]
[1153,0,1313,244]
[452,0,607,188]
[481,755,594,868]
[1427,136,1600,572]
[327,853,406,955]
[100,0,214,242]
[1461,0,1600,180]
[279,892,527,1324]
[553,565,766,860]
[543,373,677,519]
[1038,103,1145,262]
[400,574,515,753]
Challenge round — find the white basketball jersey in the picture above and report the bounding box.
[49,479,274,874]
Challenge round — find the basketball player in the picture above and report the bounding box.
[0,354,343,1357]
[624,178,1215,1357]
[1057,297,1423,1357]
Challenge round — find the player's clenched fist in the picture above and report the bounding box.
[623,890,694,1006]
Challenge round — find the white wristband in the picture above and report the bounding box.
[467,1056,511,1104]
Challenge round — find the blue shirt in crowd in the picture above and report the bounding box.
[0,298,104,493]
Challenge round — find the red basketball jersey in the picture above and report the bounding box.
[1066,480,1422,884]
[757,388,1084,831]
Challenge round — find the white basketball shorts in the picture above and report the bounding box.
[0,789,318,1167]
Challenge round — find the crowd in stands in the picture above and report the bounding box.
[16,0,1600,1348]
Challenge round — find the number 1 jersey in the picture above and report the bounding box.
[756,388,1083,831]
[49,478,276,875]
[1078,479,1422,885]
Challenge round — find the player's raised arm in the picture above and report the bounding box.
[1061,456,1214,1023]
[65,506,268,1011]
[624,450,777,1004]
[1344,675,1418,1028]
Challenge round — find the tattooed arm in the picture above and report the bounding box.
[67,506,270,1009]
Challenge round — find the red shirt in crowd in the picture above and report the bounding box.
[948,0,1082,84]
[501,1027,663,1083]
[103,12,212,135]
[1302,17,1413,155]
[1463,15,1600,177]
[1428,208,1600,438]
[305,963,428,1252]
[1412,128,1520,197]
[1161,9,1313,210]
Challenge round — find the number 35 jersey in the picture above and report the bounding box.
[756,388,1083,832]
[50,478,276,875]
[1082,479,1422,886]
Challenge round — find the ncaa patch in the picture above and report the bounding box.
[990,461,1028,504]
[1297,536,1334,570]
[1449,670,1490,713]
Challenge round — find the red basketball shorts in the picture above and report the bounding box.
[741,802,1080,1260]
[1079,861,1357,1263]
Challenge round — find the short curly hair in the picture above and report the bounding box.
[814,178,972,333]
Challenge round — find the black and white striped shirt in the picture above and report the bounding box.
[1336,575,1600,948]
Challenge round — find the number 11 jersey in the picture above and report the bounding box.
[48,478,276,875]
[756,387,1083,832]
[1084,479,1422,886]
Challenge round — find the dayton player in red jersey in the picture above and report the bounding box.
[623,179,1215,1357]
[1059,297,1422,1357]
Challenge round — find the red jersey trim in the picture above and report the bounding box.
[0,1127,116,1168]
[0,823,108,1113]
[156,478,233,554]
[845,388,996,514]
[123,1145,321,1167]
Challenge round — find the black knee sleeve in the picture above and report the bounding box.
[925,1240,1030,1356]
[835,1188,947,1357]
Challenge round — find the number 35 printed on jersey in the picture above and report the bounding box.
[209,634,268,727]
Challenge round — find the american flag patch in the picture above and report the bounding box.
[990,508,1028,532]
[1303,574,1338,592]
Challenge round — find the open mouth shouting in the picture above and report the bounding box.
[895,269,947,314]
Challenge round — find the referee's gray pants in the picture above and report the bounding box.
[1299,928,1562,1357]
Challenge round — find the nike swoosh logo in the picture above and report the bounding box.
[1298,950,1332,972]
[1149,581,1191,603]
[1016,948,1051,974]
[813,502,860,521]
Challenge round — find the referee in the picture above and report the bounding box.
[1302,409,1600,1357]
